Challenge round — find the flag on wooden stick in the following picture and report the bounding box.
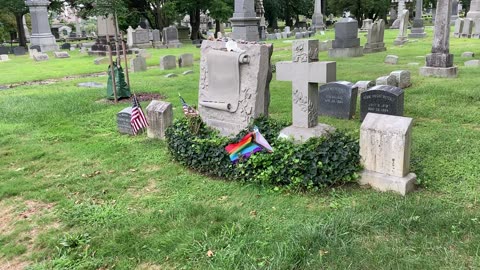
[130,94,148,135]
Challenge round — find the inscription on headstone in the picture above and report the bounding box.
[33,53,49,62]
[318,81,358,119]
[117,107,134,135]
[360,85,404,121]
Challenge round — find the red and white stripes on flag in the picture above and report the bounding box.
[130,94,148,135]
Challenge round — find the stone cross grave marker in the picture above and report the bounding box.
[146,100,173,139]
[318,81,358,119]
[360,85,404,121]
[276,39,336,141]
[359,113,416,195]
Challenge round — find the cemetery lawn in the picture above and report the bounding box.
[1,28,480,269]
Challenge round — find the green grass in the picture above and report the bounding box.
[1,27,480,269]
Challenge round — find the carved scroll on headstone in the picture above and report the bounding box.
[200,50,250,112]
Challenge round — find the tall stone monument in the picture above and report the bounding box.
[467,0,480,20]
[391,0,406,29]
[451,0,459,25]
[312,0,325,31]
[420,0,458,78]
[198,40,273,136]
[26,0,58,52]
[90,15,116,56]
[231,0,260,41]
[255,0,267,40]
[394,10,409,45]
[276,40,337,142]
[409,0,427,38]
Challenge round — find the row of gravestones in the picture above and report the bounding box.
[0,44,72,56]
[453,18,480,38]
[318,81,405,122]
[160,54,194,70]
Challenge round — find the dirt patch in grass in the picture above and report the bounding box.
[0,199,57,270]
[0,72,107,90]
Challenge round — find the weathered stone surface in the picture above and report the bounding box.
[467,0,480,20]
[277,39,336,141]
[146,100,173,139]
[131,26,152,48]
[390,70,411,89]
[354,80,375,93]
[376,75,397,87]
[461,51,475,57]
[131,55,147,72]
[453,18,464,38]
[393,9,409,45]
[462,18,474,37]
[230,0,260,41]
[53,51,70,58]
[360,85,404,121]
[164,73,177,78]
[464,59,480,67]
[318,81,358,119]
[364,19,387,54]
[13,47,26,55]
[409,0,427,38]
[117,107,134,135]
[328,47,364,58]
[472,19,480,38]
[359,113,416,195]
[312,0,325,31]
[199,40,273,136]
[163,26,182,47]
[160,55,176,70]
[33,53,49,62]
[178,53,194,67]
[360,19,373,32]
[384,55,399,64]
[0,54,9,61]
[331,18,360,48]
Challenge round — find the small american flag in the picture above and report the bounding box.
[179,93,199,116]
[130,94,148,135]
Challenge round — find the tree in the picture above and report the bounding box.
[0,0,29,47]
[326,0,391,25]
[208,0,233,37]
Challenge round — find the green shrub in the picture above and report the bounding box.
[165,116,361,191]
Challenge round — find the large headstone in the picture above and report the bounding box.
[462,18,474,38]
[276,39,337,142]
[393,9,409,45]
[360,85,404,121]
[363,20,386,54]
[163,26,182,48]
[26,0,58,52]
[420,0,458,78]
[409,0,427,38]
[230,0,260,41]
[132,26,152,48]
[146,100,173,139]
[131,55,147,72]
[328,18,363,58]
[318,81,358,119]
[359,113,416,195]
[199,40,272,136]
[453,18,464,38]
[160,55,176,70]
[117,107,134,135]
[312,0,325,31]
[178,53,194,67]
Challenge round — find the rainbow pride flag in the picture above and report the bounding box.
[225,127,273,163]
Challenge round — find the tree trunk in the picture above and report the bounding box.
[190,8,201,40]
[15,13,27,48]
[215,19,221,38]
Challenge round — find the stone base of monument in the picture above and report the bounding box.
[30,34,58,52]
[166,43,182,49]
[419,66,458,78]
[363,43,386,54]
[359,170,416,196]
[328,47,363,58]
[393,37,409,46]
[153,42,166,49]
[278,124,335,143]
[408,28,427,38]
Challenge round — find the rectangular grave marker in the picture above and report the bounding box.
[318,81,358,119]
[360,85,404,121]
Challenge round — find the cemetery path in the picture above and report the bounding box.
[0,72,108,90]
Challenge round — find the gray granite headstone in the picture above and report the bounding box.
[329,18,363,57]
[13,47,26,55]
[178,53,194,67]
[160,55,176,70]
[26,0,58,52]
[61,43,71,50]
[0,46,9,54]
[360,85,404,121]
[117,107,134,135]
[131,55,147,72]
[318,81,358,119]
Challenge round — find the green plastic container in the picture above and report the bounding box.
[107,65,131,100]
